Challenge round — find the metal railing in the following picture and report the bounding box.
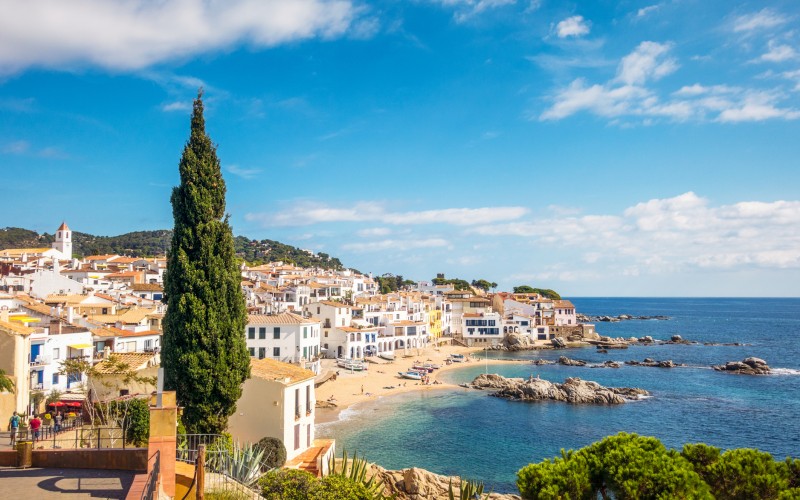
[177,434,263,499]
[141,450,160,500]
[0,422,133,451]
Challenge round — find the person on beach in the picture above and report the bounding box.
[8,411,20,445]
[361,385,364,395]
[55,412,62,432]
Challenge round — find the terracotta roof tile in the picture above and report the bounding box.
[250,358,315,385]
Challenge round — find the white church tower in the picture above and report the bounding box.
[53,221,72,261]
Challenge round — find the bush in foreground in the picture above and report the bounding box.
[517,433,800,499]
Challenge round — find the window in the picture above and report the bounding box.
[303,327,308,339]
[52,373,59,385]
[273,347,280,357]
[258,347,266,359]
[248,327,255,339]
[259,327,266,339]
[273,327,280,339]
[249,347,255,357]
[53,348,60,360]
[303,346,308,359]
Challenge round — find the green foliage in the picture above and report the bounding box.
[162,92,250,434]
[233,236,344,269]
[518,433,712,499]
[326,450,391,499]
[374,274,413,294]
[255,436,287,470]
[317,475,377,500]
[683,445,797,500]
[120,398,149,446]
[219,441,266,486]
[30,390,45,411]
[259,469,320,500]
[431,277,472,291]
[0,368,14,393]
[519,434,800,500]
[205,490,252,500]
[471,279,494,292]
[448,478,488,500]
[45,389,62,406]
[512,286,561,300]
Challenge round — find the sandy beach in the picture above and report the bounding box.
[314,343,533,424]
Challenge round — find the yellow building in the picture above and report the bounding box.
[427,305,442,344]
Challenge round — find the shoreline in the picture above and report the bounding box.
[314,343,535,424]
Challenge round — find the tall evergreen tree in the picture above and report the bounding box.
[162,91,250,434]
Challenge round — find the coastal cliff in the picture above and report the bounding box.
[470,373,648,404]
[370,464,521,500]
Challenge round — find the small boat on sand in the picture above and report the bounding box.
[398,371,423,380]
[450,354,465,363]
[378,353,395,361]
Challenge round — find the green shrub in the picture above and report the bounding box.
[317,475,375,500]
[255,436,287,470]
[259,469,320,500]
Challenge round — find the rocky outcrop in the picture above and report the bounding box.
[558,356,587,366]
[578,314,669,323]
[624,358,684,368]
[504,333,533,351]
[713,357,770,375]
[551,337,567,348]
[531,359,555,366]
[370,464,520,500]
[590,360,621,368]
[470,373,648,404]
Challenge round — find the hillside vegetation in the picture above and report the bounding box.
[0,227,344,270]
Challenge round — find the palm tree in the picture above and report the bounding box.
[0,368,15,393]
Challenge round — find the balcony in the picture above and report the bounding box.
[29,355,52,366]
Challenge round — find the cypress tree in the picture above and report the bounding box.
[162,90,250,434]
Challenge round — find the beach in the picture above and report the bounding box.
[314,343,531,424]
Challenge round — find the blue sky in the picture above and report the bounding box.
[1,0,799,296]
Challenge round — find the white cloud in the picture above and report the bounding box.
[759,40,797,63]
[540,41,799,123]
[616,41,678,85]
[357,227,392,237]
[2,140,30,154]
[225,165,262,179]
[556,16,590,38]
[636,5,660,18]
[161,101,192,112]
[246,202,528,227]
[733,9,787,32]
[342,238,450,253]
[470,192,800,271]
[431,0,517,23]
[0,0,364,74]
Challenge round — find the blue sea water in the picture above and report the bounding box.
[317,298,800,494]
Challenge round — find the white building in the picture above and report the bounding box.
[28,323,93,393]
[229,358,318,461]
[461,311,503,347]
[52,221,73,261]
[553,300,577,326]
[246,312,321,375]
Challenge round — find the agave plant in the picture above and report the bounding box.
[448,477,488,500]
[216,441,267,487]
[326,449,392,499]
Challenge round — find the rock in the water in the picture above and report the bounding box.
[624,359,683,368]
[551,337,567,348]
[558,356,587,366]
[470,373,647,404]
[591,360,621,368]
[639,336,654,343]
[671,335,683,342]
[531,359,555,366]
[713,357,770,375]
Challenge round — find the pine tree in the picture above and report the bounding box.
[162,91,250,434]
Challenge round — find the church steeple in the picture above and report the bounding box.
[53,221,72,260]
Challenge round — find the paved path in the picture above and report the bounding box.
[0,467,136,499]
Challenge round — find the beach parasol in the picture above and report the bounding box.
[66,402,82,407]
[49,401,66,407]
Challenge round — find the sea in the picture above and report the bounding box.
[317,298,800,494]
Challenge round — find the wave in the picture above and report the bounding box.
[770,368,800,376]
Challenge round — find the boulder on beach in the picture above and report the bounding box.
[713,357,770,375]
[470,373,648,404]
[371,464,521,500]
[504,333,532,351]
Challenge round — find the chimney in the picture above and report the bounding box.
[50,319,62,334]
[0,306,8,323]
[66,306,74,324]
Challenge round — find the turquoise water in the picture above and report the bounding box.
[317,298,800,493]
